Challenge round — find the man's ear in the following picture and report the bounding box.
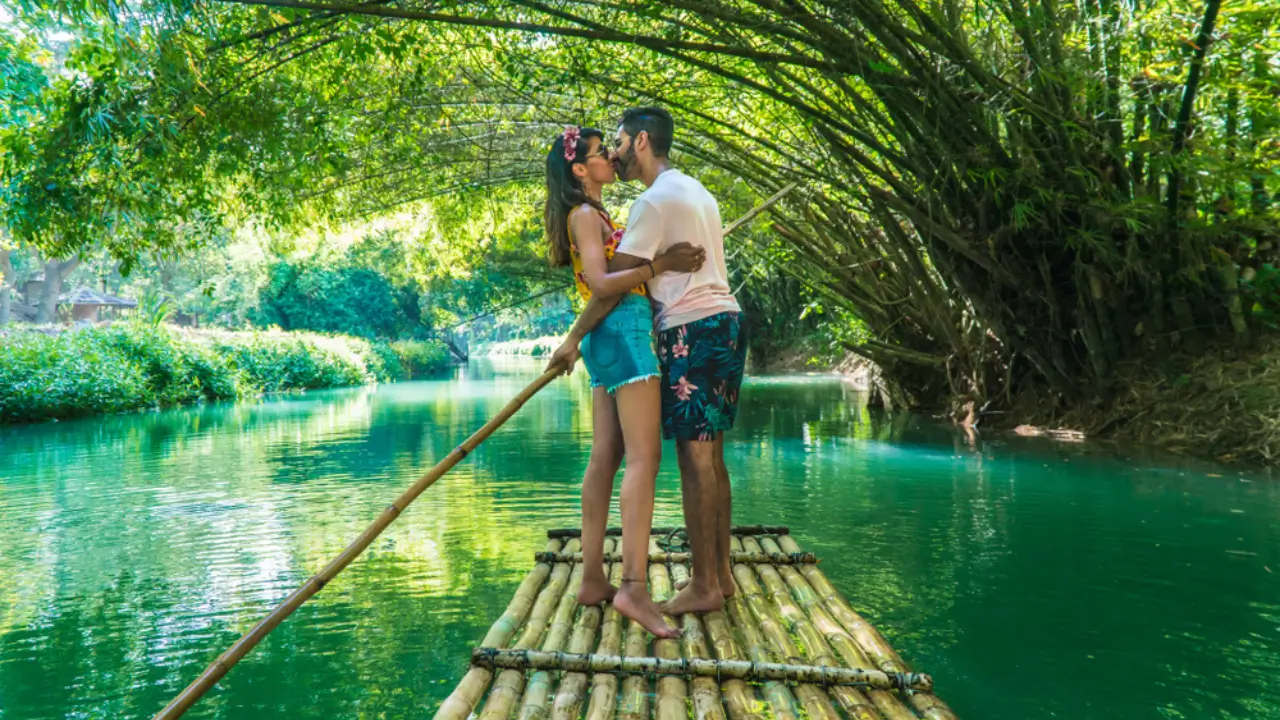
[635,130,649,154]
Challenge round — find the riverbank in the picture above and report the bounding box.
[0,324,448,423]
[473,335,563,357]
[1000,337,1280,466]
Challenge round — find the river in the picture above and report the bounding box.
[1,359,1277,718]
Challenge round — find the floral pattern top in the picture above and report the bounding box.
[569,207,648,302]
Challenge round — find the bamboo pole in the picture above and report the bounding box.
[514,538,582,650]
[584,555,626,720]
[752,537,909,720]
[616,549,652,720]
[470,538,582,720]
[726,539,838,720]
[439,537,569,720]
[154,366,567,720]
[650,538,688,720]
[471,648,930,693]
[773,536,906,672]
[551,538,612,720]
[547,525,790,539]
[701,608,765,720]
[668,562,727,720]
[775,535,958,720]
[670,558,757,717]
[721,183,800,237]
[518,558,586,720]
[535,550,816,565]
[722,537,800,720]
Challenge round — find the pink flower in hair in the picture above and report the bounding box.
[563,126,581,162]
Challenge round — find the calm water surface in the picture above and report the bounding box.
[1,359,1278,719]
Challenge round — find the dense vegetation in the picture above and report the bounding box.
[0,323,447,422]
[2,0,1278,457]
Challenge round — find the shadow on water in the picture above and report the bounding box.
[1,359,1278,718]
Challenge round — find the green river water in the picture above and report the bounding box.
[1,359,1278,719]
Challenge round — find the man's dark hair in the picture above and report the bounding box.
[619,107,674,157]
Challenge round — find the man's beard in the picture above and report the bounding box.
[614,147,638,181]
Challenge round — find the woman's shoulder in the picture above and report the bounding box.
[568,204,610,233]
[569,203,607,221]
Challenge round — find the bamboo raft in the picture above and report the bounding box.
[436,526,957,720]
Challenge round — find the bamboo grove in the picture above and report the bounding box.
[4,0,1279,416]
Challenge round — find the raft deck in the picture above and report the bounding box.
[435,525,956,720]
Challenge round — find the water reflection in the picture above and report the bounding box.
[1,361,1278,719]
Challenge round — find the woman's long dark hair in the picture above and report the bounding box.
[545,127,606,268]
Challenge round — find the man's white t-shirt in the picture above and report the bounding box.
[616,169,741,331]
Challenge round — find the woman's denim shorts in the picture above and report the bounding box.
[580,293,661,394]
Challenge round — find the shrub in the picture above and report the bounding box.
[0,325,445,424]
[389,340,450,376]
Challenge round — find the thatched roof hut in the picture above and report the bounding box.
[58,287,137,322]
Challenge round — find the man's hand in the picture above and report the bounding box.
[546,337,582,375]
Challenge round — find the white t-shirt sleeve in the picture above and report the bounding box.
[616,197,662,261]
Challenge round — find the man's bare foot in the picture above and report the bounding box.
[614,583,682,638]
[578,575,617,605]
[661,583,724,615]
[719,574,737,599]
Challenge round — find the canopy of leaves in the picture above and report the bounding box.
[4,0,1279,409]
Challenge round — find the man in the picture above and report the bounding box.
[549,107,746,614]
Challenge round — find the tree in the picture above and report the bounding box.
[34,255,80,324]
[5,0,1278,415]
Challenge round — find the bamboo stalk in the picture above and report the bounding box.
[728,553,840,720]
[649,543,688,720]
[470,538,583,720]
[721,183,799,237]
[754,538,909,720]
[584,556,626,720]
[701,609,765,720]
[775,536,958,720]
[670,558,757,717]
[616,607,651,720]
[547,525,790,538]
[154,366,567,720]
[724,536,819,720]
[737,535,896,717]
[551,538,613,720]
[535,550,816,565]
[723,537,800,720]
[518,558,587,720]
[440,537,567,720]
[515,538,583,650]
[667,562,727,720]
[773,536,905,672]
[724,592,801,720]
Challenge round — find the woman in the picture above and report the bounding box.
[545,125,702,638]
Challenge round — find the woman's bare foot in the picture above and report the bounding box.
[614,583,682,638]
[578,575,618,606]
[661,583,724,615]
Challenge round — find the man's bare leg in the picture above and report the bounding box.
[713,433,735,598]
[610,379,681,638]
[578,386,624,605]
[662,438,724,615]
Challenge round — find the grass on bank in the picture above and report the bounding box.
[0,324,450,423]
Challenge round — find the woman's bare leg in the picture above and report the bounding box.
[578,385,624,605]
[609,378,680,638]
